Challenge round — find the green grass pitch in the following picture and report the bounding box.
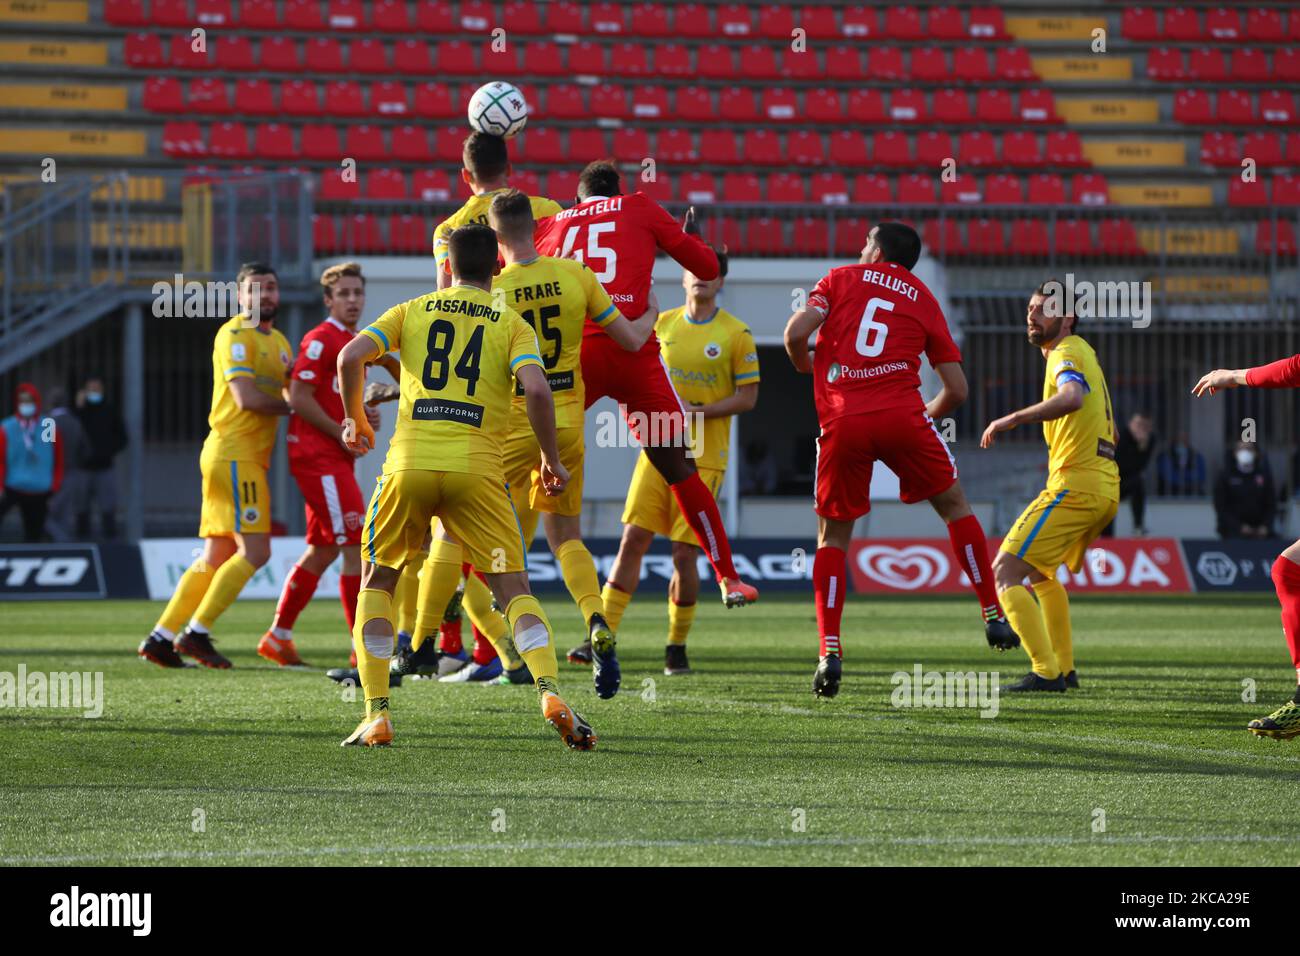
[1,593,1297,866]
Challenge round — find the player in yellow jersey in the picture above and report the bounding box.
[138,262,294,669]
[432,132,562,290]
[410,188,659,698]
[336,223,594,750]
[590,252,760,677]
[980,279,1120,692]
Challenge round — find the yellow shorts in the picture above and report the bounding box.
[1000,488,1119,577]
[199,455,271,538]
[501,424,585,518]
[622,453,724,546]
[362,469,526,573]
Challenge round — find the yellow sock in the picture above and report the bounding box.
[505,593,557,685]
[352,588,394,717]
[555,539,604,624]
[1001,584,1059,678]
[600,583,633,634]
[156,558,216,634]
[191,555,257,631]
[413,539,462,651]
[394,556,422,636]
[463,572,520,668]
[667,600,695,646]
[1033,577,1073,675]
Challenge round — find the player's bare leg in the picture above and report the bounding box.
[175,531,271,669]
[811,517,852,698]
[1250,539,1300,739]
[643,443,757,608]
[259,542,340,667]
[485,569,595,750]
[927,480,1020,651]
[342,561,398,746]
[140,534,237,668]
[993,551,1067,693]
[665,541,700,675]
[544,512,619,698]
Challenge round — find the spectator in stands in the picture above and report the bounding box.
[0,383,63,543]
[1215,441,1277,539]
[45,387,89,543]
[1156,433,1207,496]
[740,441,778,495]
[1103,412,1157,536]
[75,375,128,539]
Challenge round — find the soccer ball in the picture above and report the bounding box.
[467,81,528,139]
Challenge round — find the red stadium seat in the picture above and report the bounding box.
[932,89,972,124]
[194,0,232,26]
[966,218,1006,256]
[319,166,360,200]
[394,40,435,74]
[1276,50,1300,83]
[1026,174,1067,205]
[1242,131,1285,167]
[872,130,911,166]
[676,86,713,122]
[657,128,694,162]
[717,3,753,36]
[679,172,717,203]
[280,80,320,116]
[609,41,649,76]
[372,0,410,30]
[742,129,783,165]
[810,172,850,204]
[940,177,981,204]
[143,76,184,112]
[1054,220,1093,258]
[1164,7,1202,41]
[1261,91,1296,125]
[721,173,762,202]
[1231,48,1271,83]
[1216,89,1255,124]
[915,131,953,167]
[570,40,607,73]
[762,88,798,122]
[151,0,188,26]
[928,6,965,41]
[743,218,785,256]
[1002,130,1041,166]
[984,174,1024,204]
[345,125,386,161]
[542,84,584,118]
[1256,221,1298,258]
[313,215,338,254]
[629,85,669,120]
[412,169,450,200]
[967,5,1005,38]
[253,123,294,159]
[370,81,408,116]
[786,130,824,164]
[791,217,831,256]
[638,173,672,203]
[105,0,146,25]
[348,38,387,73]
[883,6,922,39]
[758,5,794,39]
[1045,130,1086,166]
[283,0,324,30]
[1145,47,1184,81]
[853,174,892,203]
[214,35,254,70]
[828,131,868,166]
[1072,174,1109,205]
[170,34,210,69]
[994,46,1036,81]
[719,88,759,123]
[522,42,565,76]
[911,47,948,83]
[1099,219,1142,256]
[436,40,477,75]
[209,122,249,158]
[500,0,541,32]
[1174,89,1213,124]
[457,0,493,31]
[300,123,341,160]
[826,46,863,80]
[653,44,692,77]
[1122,7,1159,41]
[435,129,464,162]
[568,128,608,161]
[922,220,964,257]
[391,125,431,161]
[841,6,877,38]
[897,174,937,204]
[325,81,365,117]
[1246,7,1284,42]
[1188,48,1228,82]
[781,46,821,81]
[388,214,426,254]
[800,6,839,39]
[340,214,382,255]
[889,89,926,123]
[1200,131,1238,166]
[1227,178,1268,206]
[1010,219,1049,256]
[1272,175,1300,205]
[412,82,457,117]
[847,89,885,124]
[545,1,583,32]
[188,77,230,113]
[975,89,1014,123]
[612,128,650,161]
[868,47,906,81]
[738,44,779,79]
[833,217,871,255]
[240,0,278,27]
[1206,7,1242,41]
[631,4,670,36]
[1019,89,1057,123]
[328,0,366,29]
[673,3,712,38]
[162,121,203,157]
[958,130,998,166]
[806,88,842,123]
[259,37,301,72]
[367,168,408,200]
[953,47,991,83]
[481,42,520,76]
[589,83,628,118]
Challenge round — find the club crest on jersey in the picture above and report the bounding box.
[704,342,722,360]
[231,342,246,362]
[280,350,291,366]
[827,362,843,383]
[306,340,324,360]
[243,507,259,524]
[344,511,362,531]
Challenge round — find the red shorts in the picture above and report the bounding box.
[814,408,958,522]
[292,465,365,546]
[581,334,688,445]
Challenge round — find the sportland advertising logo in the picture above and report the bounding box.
[848,539,1192,594]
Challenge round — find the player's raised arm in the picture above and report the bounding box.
[925,362,969,420]
[1194,354,1300,396]
[784,306,824,374]
[650,203,719,280]
[980,380,1085,449]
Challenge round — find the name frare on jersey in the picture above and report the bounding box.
[411,398,485,428]
[861,269,920,302]
[510,280,565,303]
[426,298,501,321]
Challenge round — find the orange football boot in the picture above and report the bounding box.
[341,712,393,747]
[257,632,306,667]
[542,692,597,751]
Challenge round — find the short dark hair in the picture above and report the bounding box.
[236,261,277,285]
[715,248,728,278]
[1032,277,1077,331]
[872,222,922,270]
[448,223,499,283]
[577,160,621,200]
[463,131,509,182]
[488,188,534,240]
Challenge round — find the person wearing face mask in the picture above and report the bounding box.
[73,375,128,539]
[1213,440,1276,540]
[0,383,64,542]
[44,386,89,543]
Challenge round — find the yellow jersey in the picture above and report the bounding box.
[1042,334,1119,500]
[360,284,543,479]
[432,189,563,271]
[203,314,292,467]
[656,305,760,472]
[497,255,621,433]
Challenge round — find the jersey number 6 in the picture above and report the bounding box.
[855,297,894,358]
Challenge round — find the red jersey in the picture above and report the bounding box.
[1247,354,1300,388]
[807,261,962,424]
[287,315,353,472]
[534,192,719,346]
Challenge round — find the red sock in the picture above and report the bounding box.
[339,573,360,632]
[439,618,463,655]
[814,547,846,658]
[472,625,497,664]
[670,472,738,582]
[1272,556,1300,677]
[946,514,1003,623]
[273,564,320,631]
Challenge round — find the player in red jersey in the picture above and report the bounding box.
[1195,355,1300,738]
[257,262,397,667]
[534,161,759,653]
[784,222,1020,699]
